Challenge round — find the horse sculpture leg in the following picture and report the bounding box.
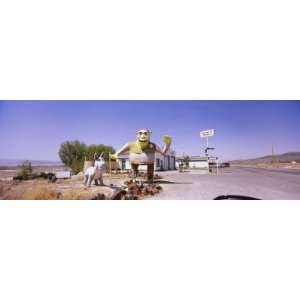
[98,173,104,186]
[84,175,89,186]
[87,174,94,187]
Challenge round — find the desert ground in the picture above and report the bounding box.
[0,173,126,200]
[0,165,161,200]
[1,163,300,200]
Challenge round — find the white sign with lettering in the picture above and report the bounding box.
[200,129,215,138]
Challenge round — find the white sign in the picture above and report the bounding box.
[55,171,72,179]
[200,129,215,138]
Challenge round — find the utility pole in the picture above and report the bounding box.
[272,144,275,164]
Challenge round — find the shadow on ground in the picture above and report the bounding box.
[153,180,193,185]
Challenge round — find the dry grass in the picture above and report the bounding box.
[61,189,88,200]
[22,182,61,200]
[0,181,60,200]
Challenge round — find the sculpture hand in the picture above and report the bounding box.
[109,153,118,160]
[163,135,172,145]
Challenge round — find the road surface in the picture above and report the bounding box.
[151,167,300,200]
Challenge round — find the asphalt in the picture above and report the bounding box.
[151,167,300,200]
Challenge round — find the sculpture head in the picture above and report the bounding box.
[94,152,104,161]
[137,129,151,143]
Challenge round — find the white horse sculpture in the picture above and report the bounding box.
[84,153,106,187]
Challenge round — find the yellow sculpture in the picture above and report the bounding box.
[111,129,172,182]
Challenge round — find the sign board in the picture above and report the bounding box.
[200,129,215,138]
[55,171,72,179]
[208,157,218,161]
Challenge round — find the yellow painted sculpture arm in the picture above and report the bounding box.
[156,135,172,155]
[110,143,130,160]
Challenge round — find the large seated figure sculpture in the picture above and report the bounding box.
[111,129,172,182]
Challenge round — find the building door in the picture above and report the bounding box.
[121,159,126,170]
[156,159,160,168]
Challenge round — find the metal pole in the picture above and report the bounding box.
[109,152,112,177]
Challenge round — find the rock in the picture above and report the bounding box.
[91,193,106,200]
[110,188,127,200]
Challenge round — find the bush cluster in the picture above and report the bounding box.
[58,141,115,174]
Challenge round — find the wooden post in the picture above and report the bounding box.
[109,152,112,177]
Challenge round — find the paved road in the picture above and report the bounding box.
[151,167,300,200]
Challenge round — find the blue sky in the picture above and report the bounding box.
[0,100,299,161]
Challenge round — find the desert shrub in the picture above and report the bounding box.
[183,156,191,168]
[58,141,115,174]
[17,161,33,179]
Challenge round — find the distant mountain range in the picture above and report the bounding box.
[0,159,63,167]
[230,152,300,164]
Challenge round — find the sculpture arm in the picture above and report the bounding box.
[110,143,130,160]
[156,135,172,155]
[115,143,130,156]
[156,143,170,155]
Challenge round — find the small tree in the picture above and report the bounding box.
[183,156,190,168]
[58,141,87,174]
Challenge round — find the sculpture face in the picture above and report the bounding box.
[137,129,151,143]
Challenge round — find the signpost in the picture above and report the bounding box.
[200,129,217,175]
[200,129,215,148]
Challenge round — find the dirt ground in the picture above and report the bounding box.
[0,172,131,200]
[0,171,164,200]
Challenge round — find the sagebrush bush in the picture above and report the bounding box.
[17,161,33,179]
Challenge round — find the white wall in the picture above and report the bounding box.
[190,161,209,169]
[118,152,176,171]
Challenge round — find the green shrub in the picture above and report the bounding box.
[85,144,115,161]
[58,141,115,174]
[17,161,33,179]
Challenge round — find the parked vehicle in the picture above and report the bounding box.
[219,162,230,168]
